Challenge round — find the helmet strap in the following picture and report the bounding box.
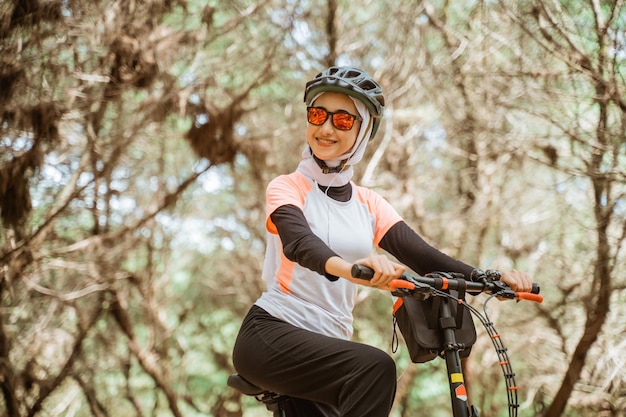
[312,153,350,174]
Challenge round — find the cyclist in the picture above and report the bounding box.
[232,66,533,417]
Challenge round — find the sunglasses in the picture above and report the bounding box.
[307,106,362,131]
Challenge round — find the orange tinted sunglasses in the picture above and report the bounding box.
[307,107,362,131]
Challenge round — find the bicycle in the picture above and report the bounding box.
[228,264,543,417]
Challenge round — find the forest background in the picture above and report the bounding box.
[1,0,625,416]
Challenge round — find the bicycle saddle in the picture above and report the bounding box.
[227,373,267,396]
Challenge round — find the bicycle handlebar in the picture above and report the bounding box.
[351,264,543,303]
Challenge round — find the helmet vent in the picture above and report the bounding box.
[359,80,377,91]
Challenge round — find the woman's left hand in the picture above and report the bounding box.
[500,269,533,293]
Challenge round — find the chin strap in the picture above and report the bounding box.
[313,154,350,174]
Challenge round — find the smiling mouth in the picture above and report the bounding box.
[316,137,337,145]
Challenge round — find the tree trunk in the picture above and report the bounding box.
[545,128,614,416]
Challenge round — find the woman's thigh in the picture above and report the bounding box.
[233,305,395,413]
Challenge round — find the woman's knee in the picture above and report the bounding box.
[353,345,396,383]
[373,350,397,385]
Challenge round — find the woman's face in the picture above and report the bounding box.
[306,92,361,162]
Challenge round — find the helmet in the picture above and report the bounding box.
[303,66,385,139]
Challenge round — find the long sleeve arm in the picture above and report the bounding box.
[269,204,341,281]
[379,221,474,279]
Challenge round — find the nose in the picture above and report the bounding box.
[320,115,335,133]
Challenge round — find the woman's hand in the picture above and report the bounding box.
[500,269,533,292]
[353,254,406,290]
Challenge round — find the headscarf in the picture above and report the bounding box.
[296,94,373,187]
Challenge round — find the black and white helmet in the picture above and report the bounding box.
[304,66,385,139]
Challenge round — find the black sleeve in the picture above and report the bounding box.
[269,204,341,281]
[379,221,475,279]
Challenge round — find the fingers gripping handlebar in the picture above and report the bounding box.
[351,264,543,303]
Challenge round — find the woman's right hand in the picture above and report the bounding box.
[353,254,406,290]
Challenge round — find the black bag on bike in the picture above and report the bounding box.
[392,279,477,364]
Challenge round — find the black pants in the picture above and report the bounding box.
[232,305,397,417]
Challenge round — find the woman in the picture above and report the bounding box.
[232,66,532,417]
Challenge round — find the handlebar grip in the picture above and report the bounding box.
[390,279,415,291]
[351,264,374,280]
[516,292,544,303]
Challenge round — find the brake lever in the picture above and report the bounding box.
[390,277,432,300]
[489,281,517,299]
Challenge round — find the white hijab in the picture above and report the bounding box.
[296,93,373,187]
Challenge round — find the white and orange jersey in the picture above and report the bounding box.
[255,171,402,340]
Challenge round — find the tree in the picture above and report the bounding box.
[506,1,626,415]
[383,1,626,415]
[2,0,624,416]
[0,0,303,415]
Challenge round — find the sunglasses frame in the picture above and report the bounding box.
[306,106,362,131]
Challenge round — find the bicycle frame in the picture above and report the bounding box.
[432,293,479,417]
